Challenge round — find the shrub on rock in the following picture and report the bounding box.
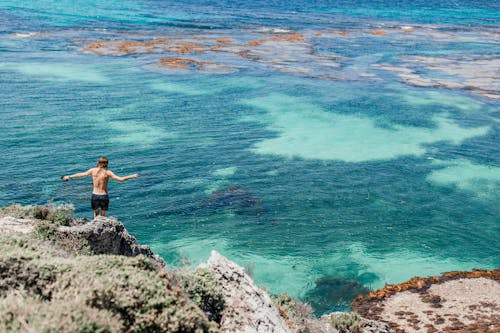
[176,268,225,323]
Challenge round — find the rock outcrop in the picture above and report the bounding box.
[200,250,292,333]
[56,216,166,270]
[352,270,500,333]
[0,231,213,333]
[0,213,166,271]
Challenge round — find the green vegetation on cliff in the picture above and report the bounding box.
[0,236,218,332]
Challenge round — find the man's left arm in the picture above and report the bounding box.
[107,170,139,182]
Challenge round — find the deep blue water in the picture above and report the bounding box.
[1,0,499,313]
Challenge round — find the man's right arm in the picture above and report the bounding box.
[62,169,93,181]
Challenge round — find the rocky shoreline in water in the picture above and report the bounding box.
[0,205,498,333]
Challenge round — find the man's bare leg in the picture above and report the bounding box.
[101,210,107,217]
[94,209,99,218]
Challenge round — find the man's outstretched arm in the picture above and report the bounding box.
[106,170,139,182]
[62,169,93,181]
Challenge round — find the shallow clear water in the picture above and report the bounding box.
[1,0,499,313]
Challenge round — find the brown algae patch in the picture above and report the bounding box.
[157,57,233,73]
[246,39,268,46]
[216,38,234,43]
[83,38,172,55]
[80,28,499,83]
[80,32,338,76]
[168,44,207,54]
[273,33,304,42]
[159,57,215,69]
[246,33,305,46]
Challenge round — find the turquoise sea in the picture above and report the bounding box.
[1,0,499,313]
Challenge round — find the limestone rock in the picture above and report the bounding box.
[352,270,500,333]
[200,250,292,333]
[56,216,165,270]
[0,216,34,235]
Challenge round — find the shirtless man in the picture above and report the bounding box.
[62,157,139,218]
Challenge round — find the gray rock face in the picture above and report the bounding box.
[57,217,165,270]
[200,250,292,333]
[0,216,34,235]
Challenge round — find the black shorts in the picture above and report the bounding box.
[91,194,109,210]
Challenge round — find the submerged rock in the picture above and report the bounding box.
[373,56,500,99]
[205,185,262,214]
[200,250,292,333]
[304,276,371,315]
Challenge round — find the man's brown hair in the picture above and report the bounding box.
[97,156,109,169]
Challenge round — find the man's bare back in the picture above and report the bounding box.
[62,157,139,217]
[87,167,139,195]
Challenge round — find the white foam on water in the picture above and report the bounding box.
[1,62,109,83]
[107,120,177,146]
[11,32,38,38]
[427,159,500,199]
[212,166,237,177]
[240,93,490,162]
